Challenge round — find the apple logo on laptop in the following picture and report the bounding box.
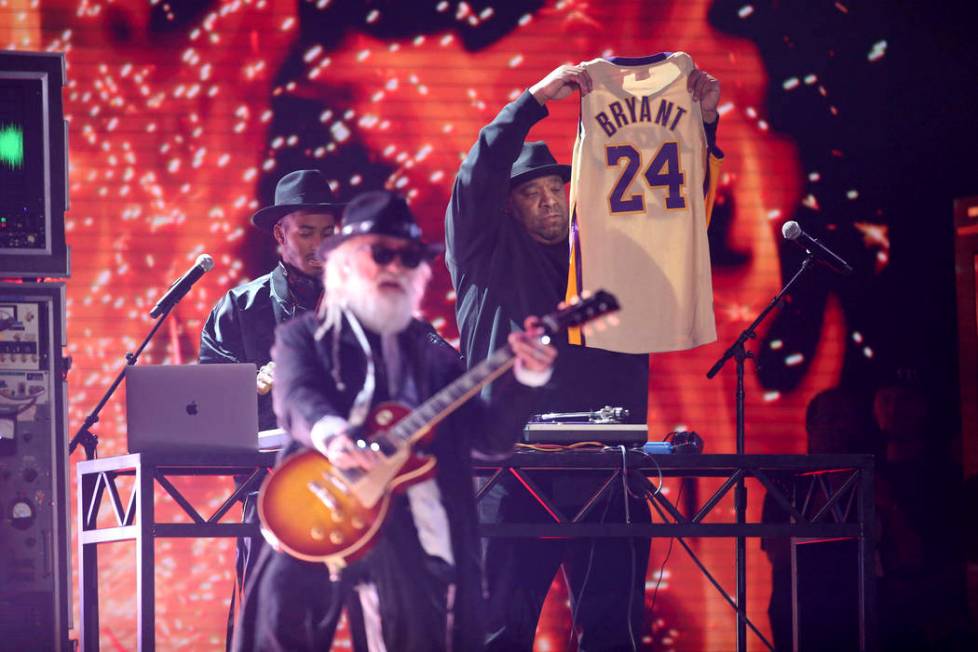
[185,400,199,416]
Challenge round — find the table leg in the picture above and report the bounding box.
[136,465,155,651]
[78,469,100,652]
[858,463,877,652]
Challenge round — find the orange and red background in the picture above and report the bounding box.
[2,0,974,650]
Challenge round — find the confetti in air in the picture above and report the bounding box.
[868,40,887,62]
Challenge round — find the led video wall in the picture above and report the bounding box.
[1,0,907,649]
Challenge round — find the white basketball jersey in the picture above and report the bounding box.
[567,52,720,354]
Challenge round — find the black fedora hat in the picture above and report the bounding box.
[317,190,444,259]
[510,141,572,188]
[251,169,346,232]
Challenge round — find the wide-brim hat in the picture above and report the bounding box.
[510,141,572,188]
[251,169,346,232]
[316,190,444,260]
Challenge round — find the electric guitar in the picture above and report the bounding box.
[257,291,620,569]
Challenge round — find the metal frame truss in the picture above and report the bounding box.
[76,450,875,651]
[76,451,276,651]
[474,451,876,651]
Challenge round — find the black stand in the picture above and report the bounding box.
[706,253,816,652]
[68,306,176,460]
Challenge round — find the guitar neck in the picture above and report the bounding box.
[380,290,618,448]
[387,346,516,445]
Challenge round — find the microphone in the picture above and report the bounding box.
[149,254,215,318]
[781,221,853,275]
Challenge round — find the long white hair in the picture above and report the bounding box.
[315,236,432,340]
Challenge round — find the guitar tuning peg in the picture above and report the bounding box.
[570,295,581,305]
[608,315,621,327]
[594,320,608,332]
[581,290,593,299]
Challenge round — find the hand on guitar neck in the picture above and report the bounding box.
[510,316,557,375]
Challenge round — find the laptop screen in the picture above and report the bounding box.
[125,363,259,453]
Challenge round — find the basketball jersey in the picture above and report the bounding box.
[567,52,721,354]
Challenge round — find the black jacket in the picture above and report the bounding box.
[445,91,652,420]
[199,262,316,429]
[270,312,539,650]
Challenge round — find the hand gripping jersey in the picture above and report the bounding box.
[566,52,722,354]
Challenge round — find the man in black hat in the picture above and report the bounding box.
[445,63,721,650]
[232,190,557,652]
[200,169,345,422]
[199,169,344,643]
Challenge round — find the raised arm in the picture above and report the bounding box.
[687,65,724,224]
[445,89,549,272]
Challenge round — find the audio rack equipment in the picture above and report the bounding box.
[0,283,70,651]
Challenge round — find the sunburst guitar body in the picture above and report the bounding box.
[258,402,436,566]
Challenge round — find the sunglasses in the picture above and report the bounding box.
[370,243,426,269]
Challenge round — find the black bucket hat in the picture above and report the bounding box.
[251,169,346,232]
[317,190,444,259]
[510,141,572,188]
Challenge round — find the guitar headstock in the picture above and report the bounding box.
[540,290,620,336]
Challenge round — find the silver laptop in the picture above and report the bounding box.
[125,363,259,453]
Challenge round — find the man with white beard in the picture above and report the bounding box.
[232,190,557,652]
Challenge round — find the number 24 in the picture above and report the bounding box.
[606,142,686,214]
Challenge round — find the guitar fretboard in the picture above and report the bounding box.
[369,291,616,452]
[383,346,515,446]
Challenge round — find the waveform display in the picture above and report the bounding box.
[0,123,24,169]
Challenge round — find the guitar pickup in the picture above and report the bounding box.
[306,481,337,511]
[322,472,350,495]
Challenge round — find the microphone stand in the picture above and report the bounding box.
[705,252,815,652]
[68,302,177,460]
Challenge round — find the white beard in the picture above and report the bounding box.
[344,274,417,335]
